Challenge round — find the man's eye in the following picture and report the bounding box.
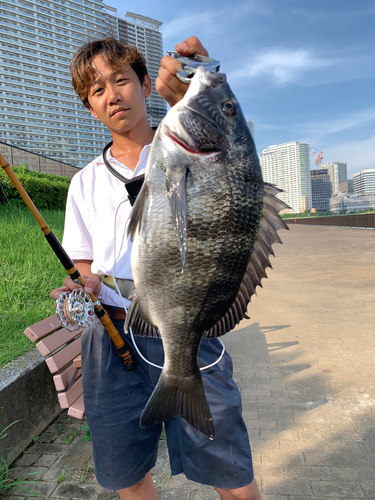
[92,87,103,95]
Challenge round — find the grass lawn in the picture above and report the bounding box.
[0,204,67,369]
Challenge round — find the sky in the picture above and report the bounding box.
[107,0,375,178]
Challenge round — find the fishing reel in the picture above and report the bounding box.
[56,288,99,331]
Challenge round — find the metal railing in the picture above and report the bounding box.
[286,213,375,229]
[0,141,80,179]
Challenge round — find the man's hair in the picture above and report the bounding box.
[71,38,148,108]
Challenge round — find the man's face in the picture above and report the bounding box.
[87,54,152,135]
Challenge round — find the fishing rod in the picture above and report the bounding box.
[0,153,134,370]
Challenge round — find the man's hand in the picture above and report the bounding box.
[156,36,209,107]
[50,260,102,300]
[50,274,102,300]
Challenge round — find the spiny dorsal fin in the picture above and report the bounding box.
[127,181,147,242]
[204,182,290,338]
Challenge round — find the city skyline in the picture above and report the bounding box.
[106,0,375,179]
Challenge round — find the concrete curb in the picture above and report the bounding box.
[0,348,61,466]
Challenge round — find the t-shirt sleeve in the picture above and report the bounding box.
[62,174,93,260]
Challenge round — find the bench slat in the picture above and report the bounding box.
[45,337,81,374]
[53,364,81,391]
[36,328,82,357]
[67,394,85,419]
[25,314,86,419]
[58,376,82,409]
[24,315,61,343]
[73,355,81,369]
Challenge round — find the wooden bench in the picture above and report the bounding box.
[24,315,85,419]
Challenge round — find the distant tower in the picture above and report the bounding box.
[247,121,254,140]
[321,161,347,195]
[260,142,311,213]
[311,169,331,211]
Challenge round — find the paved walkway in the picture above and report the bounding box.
[7,225,375,499]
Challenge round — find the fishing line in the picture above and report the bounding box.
[0,180,19,221]
[113,197,164,370]
[112,196,225,371]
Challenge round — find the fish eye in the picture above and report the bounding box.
[222,100,236,116]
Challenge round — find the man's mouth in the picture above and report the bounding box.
[111,108,129,117]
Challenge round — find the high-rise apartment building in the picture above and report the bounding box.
[119,12,166,128]
[311,168,331,211]
[247,120,254,140]
[260,142,311,213]
[0,1,166,168]
[0,0,111,167]
[353,169,375,194]
[321,161,347,195]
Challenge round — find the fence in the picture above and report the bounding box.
[0,141,80,179]
[286,213,375,229]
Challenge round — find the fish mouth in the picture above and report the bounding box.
[165,128,201,154]
[164,126,219,156]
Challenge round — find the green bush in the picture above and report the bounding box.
[0,164,71,211]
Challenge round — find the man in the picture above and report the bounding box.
[51,36,261,500]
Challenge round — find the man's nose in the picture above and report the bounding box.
[107,85,122,103]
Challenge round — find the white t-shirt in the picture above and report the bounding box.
[62,144,151,308]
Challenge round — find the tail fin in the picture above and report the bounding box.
[140,371,215,439]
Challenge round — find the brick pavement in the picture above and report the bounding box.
[6,225,375,499]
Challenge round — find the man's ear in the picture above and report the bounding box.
[143,75,152,98]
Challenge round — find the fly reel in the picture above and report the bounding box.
[56,288,99,331]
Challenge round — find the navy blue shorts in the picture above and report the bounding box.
[81,316,254,491]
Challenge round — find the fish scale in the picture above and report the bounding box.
[126,67,289,438]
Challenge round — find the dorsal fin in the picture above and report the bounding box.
[204,183,290,338]
[127,181,147,242]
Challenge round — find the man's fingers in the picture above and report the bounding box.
[50,275,101,301]
[63,275,82,290]
[157,62,188,104]
[50,285,71,300]
[50,275,82,300]
[159,55,181,81]
[83,276,102,297]
[175,36,209,57]
[157,37,209,107]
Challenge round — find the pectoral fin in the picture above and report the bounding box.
[166,165,188,271]
[124,291,161,338]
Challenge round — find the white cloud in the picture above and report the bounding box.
[296,108,375,139]
[161,0,269,42]
[290,109,375,175]
[161,13,205,40]
[323,136,375,177]
[230,48,340,85]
